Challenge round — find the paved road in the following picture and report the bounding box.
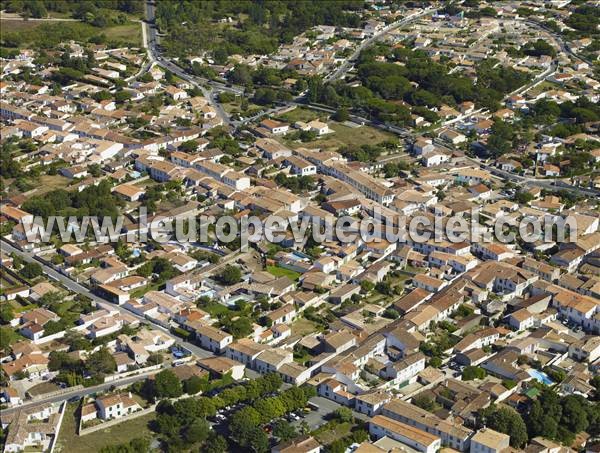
[292,396,369,431]
[0,239,215,361]
[1,369,159,417]
[525,19,591,66]
[326,8,434,82]
[144,1,235,126]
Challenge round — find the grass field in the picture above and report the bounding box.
[0,19,43,32]
[55,402,156,453]
[277,107,322,124]
[102,22,142,46]
[290,318,320,337]
[286,121,395,152]
[266,265,301,281]
[33,175,71,194]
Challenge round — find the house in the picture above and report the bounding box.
[469,428,510,453]
[19,308,60,341]
[413,138,435,155]
[413,274,447,293]
[383,352,427,386]
[355,391,391,416]
[254,348,293,374]
[569,336,600,363]
[267,304,297,325]
[1,387,21,407]
[507,308,536,331]
[3,403,62,452]
[192,324,233,353]
[369,415,442,453]
[454,328,501,353]
[260,119,289,135]
[422,149,450,167]
[550,247,585,273]
[322,330,357,354]
[316,377,356,406]
[543,164,561,177]
[307,120,330,135]
[1,353,49,380]
[226,338,268,367]
[197,356,245,380]
[256,138,293,159]
[95,392,142,420]
[272,435,322,453]
[521,257,561,282]
[497,158,522,173]
[468,183,492,200]
[472,243,514,262]
[165,85,188,101]
[438,128,466,145]
[284,156,317,176]
[113,183,145,202]
[382,399,473,451]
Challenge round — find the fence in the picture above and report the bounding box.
[29,385,84,401]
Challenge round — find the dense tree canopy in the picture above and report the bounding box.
[156,1,363,56]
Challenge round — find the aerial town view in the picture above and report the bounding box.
[0,0,599,452]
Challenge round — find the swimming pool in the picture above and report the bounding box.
[528,369,554,385]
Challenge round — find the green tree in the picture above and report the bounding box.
[184,418,210,444]
[0,306,15,324]
[479,406,528,448]
[412,394,436,412]
[85,348,116,376]
[273,419,297,441]
[333,407,354,423]
[462,366,486,381]
[184,375,204,395]
[218,265,242,285]
[247,426,269,453]
[20,262,43,279]
[333,108,349,122]
[153,370,183,398]
[205,434,228,453]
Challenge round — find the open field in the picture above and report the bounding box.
[291,318,321,336]
[285,121,396,151]
[30,175,71,195]
[1,19,142,47]
[0,19,43,32]
[277,107,323,124]
[102,22,142,46]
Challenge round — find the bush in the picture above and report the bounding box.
[462,366,486,381]
[171,327,191,339]
[20,262,43,279]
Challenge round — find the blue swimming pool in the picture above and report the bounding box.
[528,369,554,385]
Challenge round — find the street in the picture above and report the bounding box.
[1,368,158,416]
[0,239,215,361]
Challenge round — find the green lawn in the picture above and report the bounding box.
[55,402,156,453]
[266,265,301,281]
